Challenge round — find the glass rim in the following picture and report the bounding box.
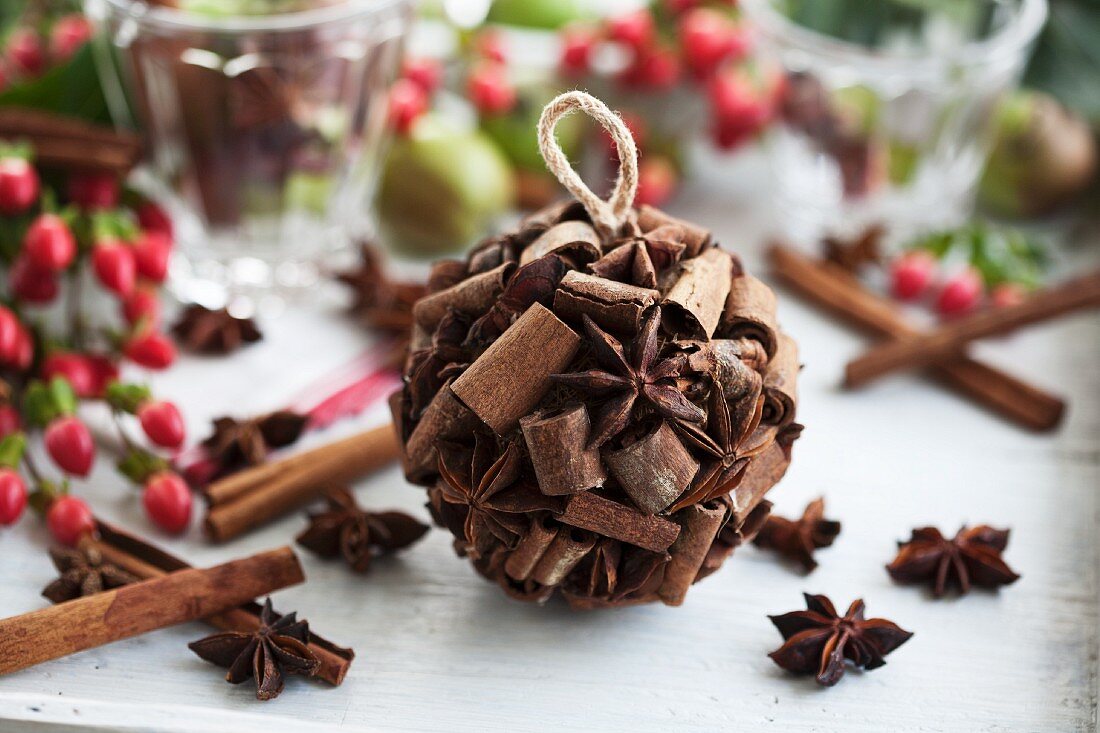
[740,0,1048,74]
[96,0,412,33]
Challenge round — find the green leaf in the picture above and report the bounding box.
[116,448,168,485]
[1024,0,1100,125]
[105,382,152,414]
[22,381,57,427]
[0,432,26,469]
[0,44,111,124]
[48,376,77,416]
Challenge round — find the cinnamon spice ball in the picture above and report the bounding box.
[391,200,801,608]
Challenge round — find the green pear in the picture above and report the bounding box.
[485,0,591,29]
[377,114,515,257]
[480,85,582,173]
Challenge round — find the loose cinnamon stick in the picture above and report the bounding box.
[0,108,142,174]
[204,424,400,542]
[85,522,353,686]
[768,245,1065,431]
[844,269,1100,387]
[0,547,302,675]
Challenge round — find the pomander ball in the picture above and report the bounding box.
[390,92,801,608]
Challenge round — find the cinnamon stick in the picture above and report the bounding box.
[520,221,602,266]
[845,269,1100,387]
[204,424,400,542]
[602,421,699,514]
[718,274,780,358]
[0,108,142,174]
[0,547,303,675]
[520,405,606,495]
[553,270,659,333]
[558,492,680,553]
[85,522,354,686]
[662,248,734,339]
[768,244,1066,431]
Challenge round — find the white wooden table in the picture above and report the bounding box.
[1,154,1097,732]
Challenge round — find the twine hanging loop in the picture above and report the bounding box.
[537,91,639,242]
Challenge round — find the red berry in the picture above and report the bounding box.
[9,326,33,371]
[559,26,596,77]
[24,214,76,271]
[41,352,97,398]
[0,157,41,216]
[44,415,96,477]
[679,9,743,80]
[49,14,93,62]
[136,201,173,238]
[0,405,21,437]
[936,268,984,317]
[607,10,655,49]
[467,64,516,116]
[402,57,442,94]
[0,469,28,526]
[85,354,119,398]
[991,283,1027,308]
[132,231,172,282]
[68,171,119,210]
[91,240,136,296]
[709,73,771,150]
[635,157,679,207]
[7,29,45,77]
[122,287,161,327]
[124,331,176,370]
[138,400,185,449]
[387,79,428,136]
[10,256,60,304]
[142,472,192,534]
[889,250,938,301]
[0,307,20,361]
[619,47,680,90]
[473,30,507,63]
[665,0,700,12]
[46,495,95,546]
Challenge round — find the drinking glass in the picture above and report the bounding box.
[741,0,1048,244]
[86,0,414,308]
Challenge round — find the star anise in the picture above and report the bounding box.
[188,598,320,701]
[296,488,429,573]
[768,593,913,687]
[202,410,308,476]
[436,435,560,560]
[41,545,139,603]
[886,525,1020,597]
[552,308,705,448]
[171,305,263,355]
[753,498,841,572]
[337,244,426,335]
[822,224,884,273]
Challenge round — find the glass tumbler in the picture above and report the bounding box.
[86,0,413,308]
[741,0,1047,245]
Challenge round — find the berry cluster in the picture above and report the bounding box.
[0,12,93,92]
[0,148,190,544]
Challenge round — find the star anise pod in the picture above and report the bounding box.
[768,593,913,686]
[188,598,320,700]
[552,307,705,448]
[822,224,884,273]
[41,545,139,603]
[296,488,429,573]
[202,410,308,476]
[171,305,263,355]
[886,525,1020,597]
[753,498,841,572]
[337,244,426,335]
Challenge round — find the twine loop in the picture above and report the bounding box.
[537,91,639,242]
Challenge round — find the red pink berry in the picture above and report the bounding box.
[0,157,40,215]
[619,47,680,90]
[46,495,95,546]
[136,201,173,238]
[467,65,516,116]
[559,26,596,77]
[44,415,96,477]
[24,214,76,271]
[402,57,442,94]
[0,469,28,526]
[124,331,176,370]
[991,283,1026,309]
[889,251,938,301]
[936,268,984,317]
[387,79,428,135]
[679,9,746,80]
[122,287,161,327]
[10,256,60,304]
[0,307,21,362]
[7,29,45,78]
[41,352,97,398]
[607,10,655,49]
[68,171,120,210]
[85,354,119,398]
[473,30,507,63]
[635,157,678,207]
[92,240,136,296]
[138,400,185,449]
[0,405,21,437]
[132,231,172,282]
[49,14,93,62]
[142,472,192,534]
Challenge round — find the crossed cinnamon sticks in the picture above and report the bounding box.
[767,245,1068,431]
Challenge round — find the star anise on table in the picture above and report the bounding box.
[768,593,913,687]
[821,224,885,273]
[202,410,308,476]
[886,525,1020,597]
[435,436,561,560]
[296,487,429,573]
[588,226,686,289]
[552,308,705,448]
[171,304,263,355]
[753,498,842,572]
[41,545,139,603]
[188,597,320,701]
[337,244,426,335]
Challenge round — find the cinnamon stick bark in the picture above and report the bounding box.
[0,108,143,174]
[844,269,1100,387]
[718,274,779,358]
[86,522,354,686]
[520,221,601,266]
[768,244,1066,431]
[520,406,606,495]
[204,424,400,542]
[558,492,680,553]
[0,547,303,675]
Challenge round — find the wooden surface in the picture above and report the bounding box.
[0,154,1097,732]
